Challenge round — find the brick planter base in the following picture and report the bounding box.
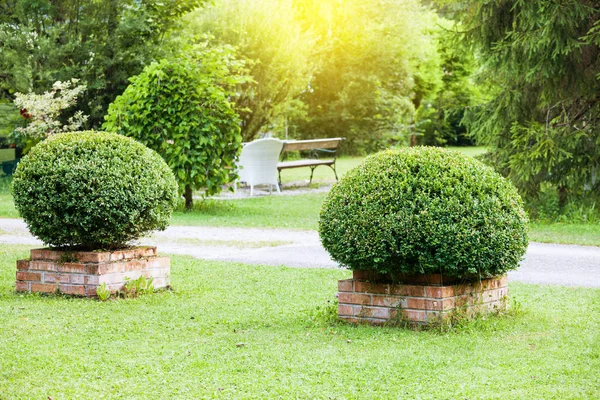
[16,247,170,297]
[338,271,508,325]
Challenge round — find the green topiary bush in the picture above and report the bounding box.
[319,147,529,279]
[12,131,179,250]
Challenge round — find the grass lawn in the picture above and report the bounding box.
[172,192,329,229]
[0,176,19,218]
[447,145,488,157]
[529,223,600,247]
[0,244,598,399]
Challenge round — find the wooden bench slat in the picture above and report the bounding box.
[281,138,344,152]
[277,159,335,170]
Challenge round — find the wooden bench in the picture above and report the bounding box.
[277,137,345,186]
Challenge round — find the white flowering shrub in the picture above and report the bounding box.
[13,79,88,140]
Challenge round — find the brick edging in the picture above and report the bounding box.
[338,276,508,325]
[16,247,170,297]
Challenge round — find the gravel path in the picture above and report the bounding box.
[1,218,599,288]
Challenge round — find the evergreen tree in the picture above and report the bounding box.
[459,0,600,204]
[415,21,481,147]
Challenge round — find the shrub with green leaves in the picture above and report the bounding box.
[12,131,178,250]
[103,56,245,209]
[319,147,529,279]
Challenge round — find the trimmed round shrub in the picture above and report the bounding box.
[12,131,179,250]
[319,147,529,279]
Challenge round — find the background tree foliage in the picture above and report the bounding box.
[290,0,436,154]
[185,0,315,142]
[0,0,475,157]
[457,0,600,204]
[103,48,247,209]
[0,0,488,161]
[0,0,207,127]
[185,0,455,153]
[415,21,481,147]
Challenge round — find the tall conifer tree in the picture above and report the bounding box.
[459,0,600,203]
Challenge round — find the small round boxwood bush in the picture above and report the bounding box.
[319,147,529,279]
[12,131,179,250]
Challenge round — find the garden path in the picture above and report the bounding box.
[1,218,598,288]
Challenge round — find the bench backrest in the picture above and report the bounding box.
[281,138,344,153]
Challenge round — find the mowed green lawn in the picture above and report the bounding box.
[0,245,598,399]
[0,177,19,218]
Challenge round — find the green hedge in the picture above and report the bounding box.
[319,147,529,279]
[12,131,178,250]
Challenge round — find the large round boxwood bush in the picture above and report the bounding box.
[319,147,528,279]
[12,131,179,250]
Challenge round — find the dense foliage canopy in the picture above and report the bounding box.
[12,131,178,249]
[0,0,207,127]
[458,0,600,204]
[319,147,529,278]
[104,55,244,208]
[186,0,314,142]
[290,0,424,153]
[185,0,465,153]
[414,21,481,147]
[0,0,481,156]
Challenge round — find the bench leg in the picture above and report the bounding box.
[309,166,316,184]
[278,169,282,190]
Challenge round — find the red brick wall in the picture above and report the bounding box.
[16,247,170,297]
[338,274,508,325]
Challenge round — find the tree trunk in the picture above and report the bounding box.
[410,133,417,147]
[558,186,568,210]
[184,185,193,210]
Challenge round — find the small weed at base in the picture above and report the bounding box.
[305,298,339,327]
[120,275,154,299]
[96,282,111,301]
[381,295,523,334]
[436,296,524,334]
[96,276,157,301]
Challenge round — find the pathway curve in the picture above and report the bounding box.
[1,218,599,288]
